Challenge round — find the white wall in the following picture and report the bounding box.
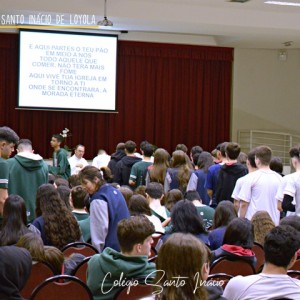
[231,48,300,141]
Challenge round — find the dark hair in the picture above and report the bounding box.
[237,152,247,165]
[175,144,188,153]
[116,142,125,150]
[163,189,183,211]
[289,146,300,159]
[226,142,241,160]
[184,190,201,202]
[280,215,300,231]
[54,177,69,188]
[171,200,206,234]
[52,134,64,143]
[142,143,154,157]
[213,200,237,229]
[37,184,81,249]
[247,149,257,168]
[128,194,151,216]
[270,156,283,174]
[264,225,300,268]
[119,186,134,205]
[71,185,89,209]
[220,142,229,157]
[146,182,164,199]
[125,140,136,154]
[57,185,72,210]
[223,218,254,249]
[0,195,29,246]
[191,145,203,156]
[117,215,155,253]
[197,151,214,172]
[255,146,272,166]
[0,126,19,144]
[134,185,147,198]
[48,173,56,185]
[75,144,85,150]
[78,165,109,191]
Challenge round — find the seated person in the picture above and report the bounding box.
[223,225,300,300]
[87,215,156,300]
[145,182,170,223]
[78,196,91,243]
[211,218,256,270]
[0,245,32,299]
[184,190,215,230]
[70,185,89,221]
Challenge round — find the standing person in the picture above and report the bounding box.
[79,166,130,252]
[7,139,48,222]
[48,134,71,180]
[129,143,153,189]
[107,143,126,178]
[0,126,19,215]
[68,144,89,175]
[114,140,141,186]
[92,149,111,170]
[239,146,282,225]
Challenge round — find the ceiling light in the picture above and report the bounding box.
[97,0,113,27]
[265,1,300,6]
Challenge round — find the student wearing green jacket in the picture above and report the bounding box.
[87,215,156,300]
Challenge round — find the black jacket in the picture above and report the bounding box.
[108,150,126,178]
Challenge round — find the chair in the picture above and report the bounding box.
[287,270,300,280]
[21,261,55,299]
[210,257,256,277]
[31,275,93,300]
[251,242,265,273]
[113,277,154,300]
[207,273,233,290]
[289,259,300,271]
[71,256,91,284]
[62,242,99,257]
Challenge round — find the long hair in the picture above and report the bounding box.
[149,148,170,184]
[128,194,152,216]
[251,211,275,246]
[170,150,192,191]
[155,233,209,300]
[37,184,81,249]
[171,200,206,234]
[78,165,107,191]
[212,200,237,229]
[0,195,29,246]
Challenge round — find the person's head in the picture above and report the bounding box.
[213,200,237,229]
[128,194,152,216]
[264,225,300,269]
[68,174,81,188]
[270,156,283,174]
[17,139,33,153]
[50,134,63,149]
[145,182,164,200]
[251,211,275,246]
[223,218,254,249]
[289,146,300,169]
[142,143,154,158]
[125,140,136,155]
[155,233,209,300]
[54,177,69,188]
[57,185,72,210]
[118,185,134,205]
[247,149,257,170]
[44,246,65,274]
[74,144,85,159]
[175,144,188,153]
[163,189,183,211]
[117,215,155,256]
[171,200,206,234]
[78,165,107,195]
[190,145,203,158]
[116,142,125,151]
[219,142,229,158]
[16,232,45,262]
[0,126,19,159]
[237,152,247,166]
[225,142,241,160]
[71,185,89,210]
[255,145,272,167]
[197,151,214,173]
[0,195,29,246]
[153,148,170,166]
[184,190,201,202]
[134,185,147,198]
[280,215,300,231]
[171,150,187,168]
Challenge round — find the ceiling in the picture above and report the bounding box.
[1,0,300,49]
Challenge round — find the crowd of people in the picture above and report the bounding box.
[0,125,299,299]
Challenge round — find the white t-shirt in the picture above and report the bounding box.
[283,170,300,215]
[238,169,282,225]
[223,273,300,300]
[92,154,111,169]
[145,215,165,233]
[68,155,89,175]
